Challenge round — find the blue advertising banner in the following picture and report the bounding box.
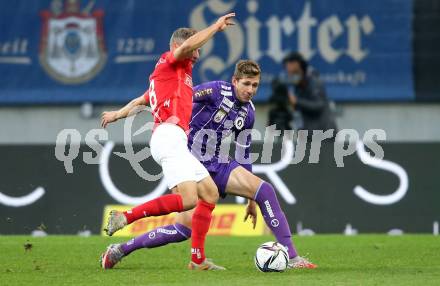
[0,0,413,104]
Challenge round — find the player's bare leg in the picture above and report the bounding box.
[225,166,317,269]
[174,207,193,228]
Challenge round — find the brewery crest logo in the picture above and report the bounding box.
[39,0,107,84]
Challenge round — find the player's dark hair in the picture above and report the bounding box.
[282,51,308,73]
[169,27,197,46]
[234,60,261,79]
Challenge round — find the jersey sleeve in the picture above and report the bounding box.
[234,111,255,173]
[193,81,217,103]
[165,51,178,65]
[143,90,150,105]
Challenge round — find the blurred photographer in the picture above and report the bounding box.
[276,52,338,140]
[268,79,293,135]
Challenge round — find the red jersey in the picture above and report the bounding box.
[143,51,194,131]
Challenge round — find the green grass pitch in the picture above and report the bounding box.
[1,235,439,285]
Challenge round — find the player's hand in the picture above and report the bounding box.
[244,200,258,229]
[101,111,118,128]
[216,12,235,31]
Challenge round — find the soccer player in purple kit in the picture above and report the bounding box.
[101,60,317,270]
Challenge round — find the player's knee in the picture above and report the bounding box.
[197,177,219,204]
[179,219,192,230]
[263,181,276,193]
[255,181,275,199]
[175,182,199,209]
[199,185,219,204]
[237,171,265,199]
[181,192,198,209]
[207,189,220,204]
[175,210,194,230]
[264,181,275,190]
[175,221,192,232]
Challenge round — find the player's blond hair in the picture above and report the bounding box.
[233,60,261,79]
[169,27,197,47]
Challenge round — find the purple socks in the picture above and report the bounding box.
[254,181,298,259]
[120,223,191,255]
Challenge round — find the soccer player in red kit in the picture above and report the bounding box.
[100,13,236,270]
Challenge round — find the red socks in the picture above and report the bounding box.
[123,194,184,224]
[122,195,215,264]
[191,200,215,264]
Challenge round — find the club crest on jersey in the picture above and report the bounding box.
[238,110,247,117]
[214,109,227,123]
[234,117,245,130]
[39,0,107,84]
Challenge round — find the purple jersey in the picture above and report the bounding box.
[188,80,255,173]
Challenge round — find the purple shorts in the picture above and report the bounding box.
[206,160,241,198]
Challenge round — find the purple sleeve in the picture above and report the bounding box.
[234,110,255,173]
[193,81,218,103]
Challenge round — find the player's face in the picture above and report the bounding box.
[172,42,200,64]
[191,48,200,63]
[232,76,260,103]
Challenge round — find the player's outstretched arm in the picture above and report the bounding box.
[101,93,148,128]
[173,12,235,61]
